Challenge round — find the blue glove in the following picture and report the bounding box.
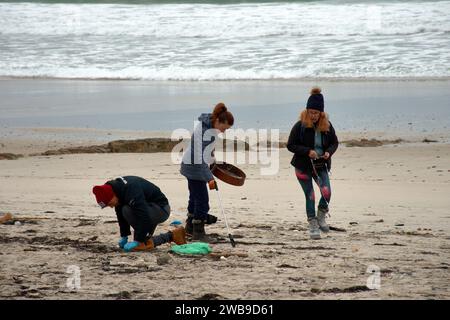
[123,241,140,252]
[118,236,128,248]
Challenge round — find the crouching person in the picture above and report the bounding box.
[92,176,186,252]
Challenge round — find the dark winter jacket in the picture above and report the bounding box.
[287,120,339,172]
[107,176,169,239]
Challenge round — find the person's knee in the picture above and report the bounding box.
[146,204,170,226]
[161,205,170,223]
[321,186,331,199]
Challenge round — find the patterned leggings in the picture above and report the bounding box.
[295,167,331,219]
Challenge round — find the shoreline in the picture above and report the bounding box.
[2,78,449,134]
[2,76,450,82]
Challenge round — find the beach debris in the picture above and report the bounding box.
[169,220,182,227]
[311,285,372,294]
[156,254,172,265]
[234,240,286,246]
[283,246,334,251]
[349,222,358,225]
[0,234,117,254]
[236,223,273,230]
[374,242,406,246]
[375,219,384,223]
[209,251,248,259]
[75,219,97,227]
[196,293,223,300]
[0,153,23,160]
[380,269,395,276]
[101,259,161,274]
[3,216,50,225]
[0,212,13,224]
[277,264,300,269]
[171,242,212,255]
[422,138,438,143]
[419,251,439,256]
[343,138,403,148]
[329,226,346,232]
[18,287,43,299]
[14,221,22,226]
[395,223,405,227]
[220,256,227,261]
[104,291,132,300]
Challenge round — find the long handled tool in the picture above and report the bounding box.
[213,183,236,248]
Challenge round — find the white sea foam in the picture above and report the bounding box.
[0,1,449,79]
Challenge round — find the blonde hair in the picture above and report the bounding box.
[300,109,330,132]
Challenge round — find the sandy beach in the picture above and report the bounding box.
[1,0,450,305]
[1,128,449,299]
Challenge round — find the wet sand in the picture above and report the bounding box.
[1,78,450,135]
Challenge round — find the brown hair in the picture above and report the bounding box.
[300,109,330,132]
[211,102,234,126]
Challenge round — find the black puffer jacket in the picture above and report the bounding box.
[107,176,169,240]
[107,176,169,209]
[287,120,339,172]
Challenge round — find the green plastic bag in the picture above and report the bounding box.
[171,242,212,255]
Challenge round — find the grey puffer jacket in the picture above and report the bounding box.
[180,113,218,182]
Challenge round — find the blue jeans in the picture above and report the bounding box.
[187,179,209,220]
[295,168,331,219]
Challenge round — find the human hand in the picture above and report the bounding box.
[118,236,128,249]
[208,179,217,190]
[308,150,318,159]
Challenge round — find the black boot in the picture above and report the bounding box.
[192,219,212,242]
[205,213,218,225]
[185,213,194,235]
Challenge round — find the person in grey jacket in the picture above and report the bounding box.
[180,103,234,241]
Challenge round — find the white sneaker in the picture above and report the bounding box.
[308,218,321,240]
[317,208,330,233]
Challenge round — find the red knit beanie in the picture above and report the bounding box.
[92,184,115,209]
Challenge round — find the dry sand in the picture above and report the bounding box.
[0,132,449,299]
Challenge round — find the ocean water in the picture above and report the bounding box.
[0,0,450,80]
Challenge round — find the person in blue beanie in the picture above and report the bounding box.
[287,87,339,239]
